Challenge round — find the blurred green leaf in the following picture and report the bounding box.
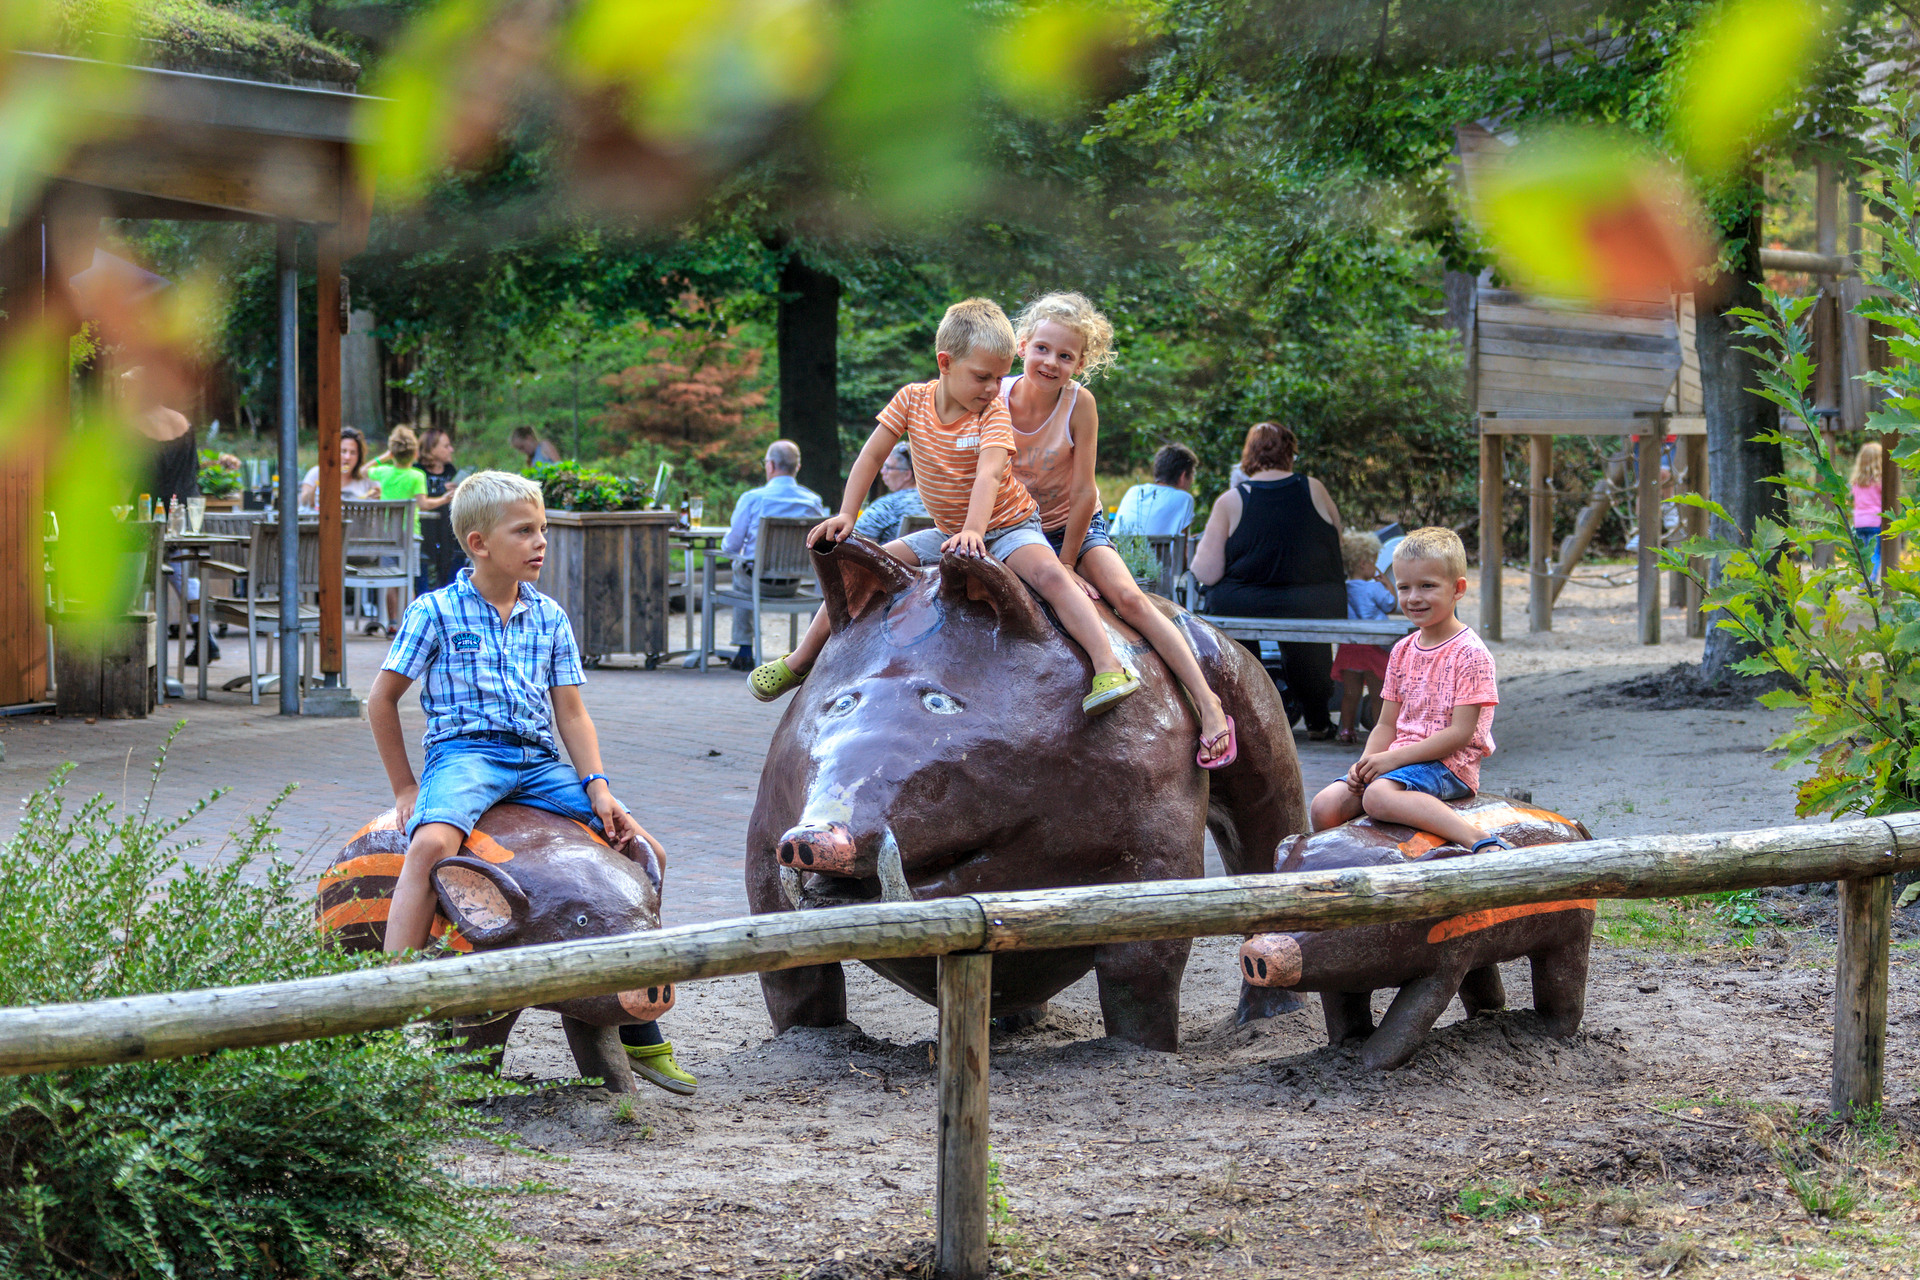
[990,2,1138,115]
[359,0,494,205]
[1674,0,1827,177]
[46,412,142,630]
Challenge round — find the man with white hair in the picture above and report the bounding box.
[721,439,827,670]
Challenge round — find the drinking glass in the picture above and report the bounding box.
[111,504,132,522]
[687,495,704,526]
[186,496,205,534]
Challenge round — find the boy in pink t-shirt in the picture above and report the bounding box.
[1309,527,1507,854]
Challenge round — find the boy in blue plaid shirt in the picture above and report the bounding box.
[369,470,696,1094]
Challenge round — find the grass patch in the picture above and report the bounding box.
[1456,1179,1577,1220]
[1417,1235,1473,1253]
[1596,894,1803,951]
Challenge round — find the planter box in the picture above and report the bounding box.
[54,611,153,718]
[538,510,676,664]
[201,496,240,512]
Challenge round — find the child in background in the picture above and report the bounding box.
[1003,292,1234,766]
[1331,529,1394,745]
[750,298,1140,715]
[1852,441,1884,579]
[368,471,695,1095]
[1308,527,1507,854]
[369,427,428,634]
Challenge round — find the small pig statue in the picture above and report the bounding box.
[746,535,1305,1051]
[1237,793,1593,1070]
[317,802,675,1091]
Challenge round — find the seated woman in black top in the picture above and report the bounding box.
[1191,421,1347,739]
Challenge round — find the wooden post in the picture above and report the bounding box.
[1833,875,1891,1116]
[316,226,343,683]
[1882,431,1900,588]
[1636,426,1662,645]
[936,952,991,1280]
[1685,434,1708,639]
[1478,426,1503,640]
[1528,435,1551,632]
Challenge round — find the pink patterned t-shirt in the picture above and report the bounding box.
[1381,626,1499,791]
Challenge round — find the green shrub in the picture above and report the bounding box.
[197,449,239,498]
[0,734,520,1279]
[524,459,650,512]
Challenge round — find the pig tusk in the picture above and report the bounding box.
[876,829,914,903]
[779,865,804,909]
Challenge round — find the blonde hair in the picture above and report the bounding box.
[1012,291,1117,381]
[1393,526,1468,581]
[385,425,419,467]
[935,298,1017,364]
[452,469,544,547]
[1851,441,1884,488]
[1339,529,1382,580]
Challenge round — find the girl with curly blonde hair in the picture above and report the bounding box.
[1004,291,1236,767]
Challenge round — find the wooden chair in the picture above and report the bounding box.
[207,520,322,704]
[898,513,939,535]
[343,498,418,634]
[1140,533,1192,600]
[706,516,825,663]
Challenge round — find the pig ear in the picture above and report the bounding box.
[937,551,1050,641]
[814,534,916,633]
[431,856,528,946]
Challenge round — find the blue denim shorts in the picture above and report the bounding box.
[1043,506,1114,558]
[1378,760,1472,802]
[898,513,1050,566]
[410,733,603,838]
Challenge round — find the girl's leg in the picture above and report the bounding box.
[1360,779,1485,849]
[384,821,465,953]
[1003,544,1124,675]
[766,539,921,679]
[1309,777,1365,831]
[1077,547,1231,754]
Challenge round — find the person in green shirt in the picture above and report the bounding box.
[367,426,428,635]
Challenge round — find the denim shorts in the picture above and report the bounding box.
[1043,507,1114,558]
[898,512,1050,566]
[410,732,603,838]
[1378,760,1472,802]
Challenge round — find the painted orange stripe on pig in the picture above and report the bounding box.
[320,853,406,887]
[1427,900,1597,944]
[462,830,517,863]
[1397,833,1445,860]
[319,898,391,930]
[429,917,475,953]
[566,817,611,849]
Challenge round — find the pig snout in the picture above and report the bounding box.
[617,984,678,1021]
[777,822,860,874]
[1239,934,1303,988]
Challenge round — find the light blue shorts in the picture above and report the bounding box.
[897,513,1050,566]
[1044,507,1115,557]
[409,733,604,838]
[1378,760,1472,802]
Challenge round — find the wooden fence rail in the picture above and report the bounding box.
[1,814,1916,1280]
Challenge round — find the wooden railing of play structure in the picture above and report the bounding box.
[0,816,1915,1280]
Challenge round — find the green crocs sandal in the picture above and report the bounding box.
[626,1040,698,1096]
[748,656,804,703]
[1082,666,1142,716]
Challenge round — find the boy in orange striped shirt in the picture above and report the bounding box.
[748,298,1139,714]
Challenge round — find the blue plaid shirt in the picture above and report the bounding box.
[381,568,585,754]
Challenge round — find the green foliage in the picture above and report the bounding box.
[48,0,361,85]
[1456,1180,1574,1219]
[1110,533,1162,582]
[1709,888,1784,930]
[1661,99,1920,819]
[525,460,650,512]
[196,448,239,497]
[0,734,520,1279]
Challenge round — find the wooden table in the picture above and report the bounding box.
[155,531,237,703]
[1196,615,1415,646]
[668,526,734,669]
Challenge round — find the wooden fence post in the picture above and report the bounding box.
[1636,425,1662,645]
[1833,874,1891,1116]
[1528,435,1552,633]
[1479,426,1503,640]
[936,952,991,1280]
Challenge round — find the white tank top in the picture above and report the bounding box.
[1003,374,1079,531]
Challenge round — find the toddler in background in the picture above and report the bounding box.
[1852,441,1884,579]
[1331,529,1394,744]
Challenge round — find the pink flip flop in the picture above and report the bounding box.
[1198,715,1238,770]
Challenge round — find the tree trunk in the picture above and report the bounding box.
[777,255,843,500]
[1696,215,1785,683]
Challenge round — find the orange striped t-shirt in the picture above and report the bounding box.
[876,381,1037,535]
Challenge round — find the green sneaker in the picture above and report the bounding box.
[748,656,805,702]
[626,1040,698,1096]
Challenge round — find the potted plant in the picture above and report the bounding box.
[197,450,241,510]
[1112,532,1164,595]
[524,461,676,666]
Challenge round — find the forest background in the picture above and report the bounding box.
[113,0,1857,535]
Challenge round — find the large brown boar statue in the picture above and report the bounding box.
[745,534,1306,1051]
[317,803,675,1091]
[1238,793,1595,1070]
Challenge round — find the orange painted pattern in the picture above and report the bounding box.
[319,853,406,888]
[1427,899,1596,944]
[317,897,473,951]
[462,829,517,863]
[1396,833,1445,860]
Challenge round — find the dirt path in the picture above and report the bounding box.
[455,574,1920,1278]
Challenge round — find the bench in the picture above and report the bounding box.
[1196,615,1415,646]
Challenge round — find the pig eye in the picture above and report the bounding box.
[921,691,963,715]
[827,693,859,716]
[574,914,589,928]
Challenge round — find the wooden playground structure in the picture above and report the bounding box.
[1462,141,1884,644]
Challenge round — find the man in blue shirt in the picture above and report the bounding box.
[722,439,827,669]
[853,443,928,543]
[1112,443,1199,538]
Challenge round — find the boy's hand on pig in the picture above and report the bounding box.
[808,514,855,546]
[942,529,988,556]
[394,784,419,828]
